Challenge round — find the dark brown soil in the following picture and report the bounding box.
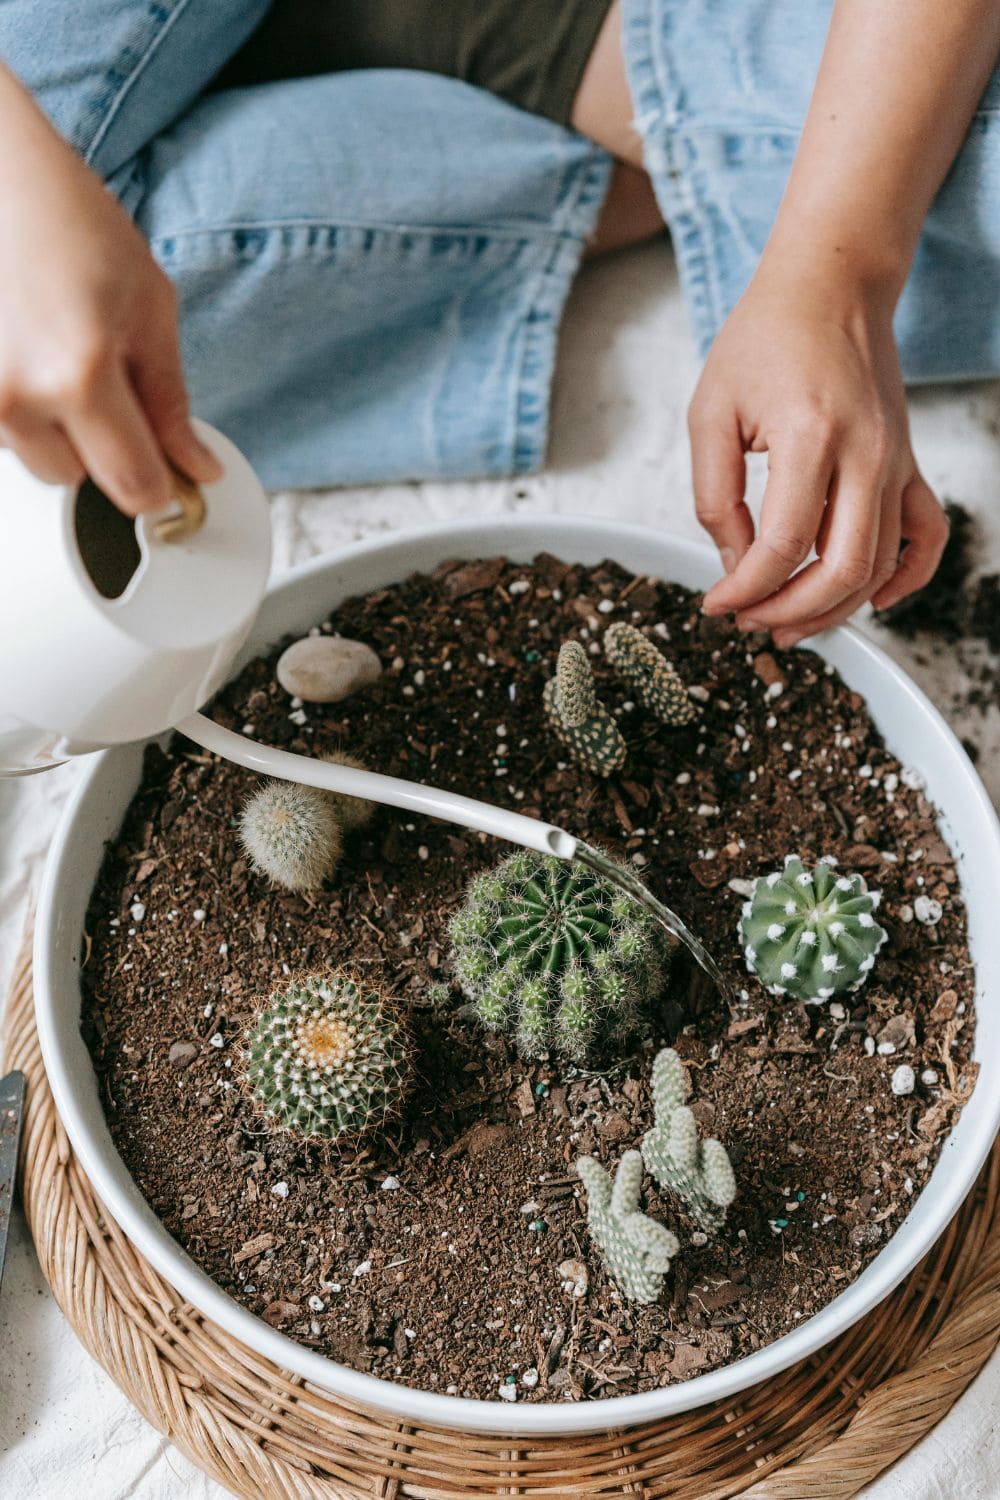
[81,556,978,1404]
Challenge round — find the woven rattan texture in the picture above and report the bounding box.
[5,929,999,1499]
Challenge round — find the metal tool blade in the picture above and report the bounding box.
[0,1070,26,1295]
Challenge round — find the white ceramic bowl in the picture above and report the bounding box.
[34,517,1000,1437]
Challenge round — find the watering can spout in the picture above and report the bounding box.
[0,420,272,777]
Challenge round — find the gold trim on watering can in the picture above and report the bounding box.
[154,465,207,543]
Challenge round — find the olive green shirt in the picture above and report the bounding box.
[217,0,614,126]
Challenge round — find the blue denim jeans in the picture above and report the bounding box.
[622,0,1000,382]
[2,1,998,490]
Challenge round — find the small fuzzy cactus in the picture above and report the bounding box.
[603,622,696,726]
[243,973,409,1140]
[642,1049,736,1235]
[577,1151,679,1303]
[543,640,626,777]
[449,851,672,1062]
[323,750,375,829]
[739,855,888,1002]
[239,780,343,892]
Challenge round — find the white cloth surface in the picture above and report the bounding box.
[1,243,999,1499]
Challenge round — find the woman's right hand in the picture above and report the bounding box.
[0,64,221,513]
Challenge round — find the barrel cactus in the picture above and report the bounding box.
[543,640,626,777]
[243,973,409,1140]
[239,779,343,892]
[641,1048,736,1234]
[577,1151,679,1304]
[603,622,696,726]
[739,855,888,1001]
[449,851,673,1062]
[323,749,376,829]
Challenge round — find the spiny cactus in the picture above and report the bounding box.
[449,851,673,1062]
[244,973,409,1140]
[577,1151,679,1303]
[641,1048,736,1235]
[543,640,626,777]
[239,780,343,892]
[323,750,375,829]
[603,622,696,726]
[739,855,888,1002]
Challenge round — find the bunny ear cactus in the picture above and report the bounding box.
[739,856,888,1002]
[449,851,673,1063]
[603,622,696,727]
[244,973,409,1141]
[641,1049,736,1235]
[543,640,627,778]
[577,1151,679,1304]
[239,780,343,892]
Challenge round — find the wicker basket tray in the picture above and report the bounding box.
[5,928,999,1499]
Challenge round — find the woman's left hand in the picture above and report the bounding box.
[690,254,949,647]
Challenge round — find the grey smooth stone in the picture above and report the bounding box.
[276,635,383,703]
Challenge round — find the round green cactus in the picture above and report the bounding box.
[244,973,409,1140]
[449,851,673,1062]
[739,855,888,1002]
[543,640,626,778]
[239,779,343,892]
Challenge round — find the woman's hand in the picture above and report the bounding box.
[691,256,949,647]
[0,64,221,513]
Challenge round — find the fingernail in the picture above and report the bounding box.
[720,547,737,574]
[197,441,224,480]
[738,618,764,633]
[774,632,802,649]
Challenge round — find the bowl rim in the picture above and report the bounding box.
[33,513,1000,1437]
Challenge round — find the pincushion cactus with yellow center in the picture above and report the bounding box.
[244,973,409,1140]
[543,640,626,778]
[739,855,888,1001]
[577,1151,679,1304]
[449,851,673,1062]
[603,622,696,726]
[641,1048,736,1235]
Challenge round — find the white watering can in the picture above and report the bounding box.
[0,422,728,991]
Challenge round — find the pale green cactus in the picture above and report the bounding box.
[576,1151,679,1304]
[448,850,673,1062]
[543,640,626,778]
[244,973,409,1141]
[739,855,888,1002]
[603,622,696,726]
[641,1048,736,1235]
[239,780,343,892]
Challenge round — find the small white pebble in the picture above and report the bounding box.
[508,578,530,595]
[891,1064,916,1096]
[242,723,256,736]
[498,1384,518,1403]
[829,1002,846,1021]
[728,877,755,897]
[288,708,307,727]
[352,1259,372,1277]
[689,685,710,703]
[914,895,943,926]
[765,681,783,701]
[921,1068,939,1086]
[521,1367,540,1389]
[381,1175,401,1191]
[417,845,429,861]
[597,598,615,614]
[271,1181,289,1199]
[877,1041,897,1056]
[308,1295,325,1312]
[413,669,426,687]
[904,1177,914,1195]
[697,803,719,818]
[864,1036,876,1057]
[130,902,146,923]
[209,1032,224,1049]
[899,904,914,924]
[193,908,207,923]
[675,771,691,785]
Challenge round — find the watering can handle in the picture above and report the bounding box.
[153,466,206,544]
